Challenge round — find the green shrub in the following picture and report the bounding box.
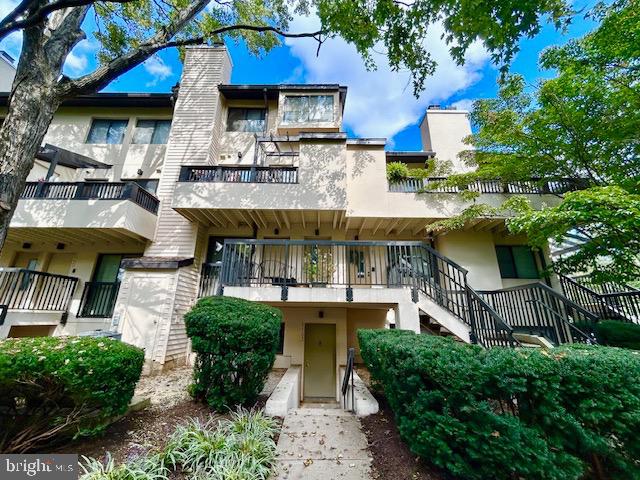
[185,296,282,411]
[386,161,410,182]
[358,329,640,480]
[0,336,144,453]
[592,320,640,350]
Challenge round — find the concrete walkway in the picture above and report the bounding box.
[274,406,372,479]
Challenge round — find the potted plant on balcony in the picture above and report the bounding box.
[304,248,335,287]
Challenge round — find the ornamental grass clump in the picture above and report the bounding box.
[185,296,282,411]
[0,336,144,453]
[79,409,277,480]
[358,329,640,480]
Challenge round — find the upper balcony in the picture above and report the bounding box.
[10,181,159,243]
[173,134,348,229]
[388,177,588,195]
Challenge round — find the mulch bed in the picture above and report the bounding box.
[53,368,286,464]
[54,399,218,463]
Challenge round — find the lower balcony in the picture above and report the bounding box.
[77,281,121,318]
[0,268,78,337]
[9,181,159,244]
[198,239,463,302]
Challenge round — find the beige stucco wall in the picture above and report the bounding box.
[11,199,157,240]
[346,308,388,362]
[420,109,472,172]
[217,99,279,164]
[345,144,562,220]
[173,138,347,212]
[37,106,172,181]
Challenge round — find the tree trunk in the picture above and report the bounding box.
[0,7,88,251]
[0,81,62,250]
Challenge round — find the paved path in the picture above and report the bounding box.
[274,407,372,479]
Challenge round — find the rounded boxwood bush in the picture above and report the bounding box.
[185,296,282,411]
[0,336,144,453]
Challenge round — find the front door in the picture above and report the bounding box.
[304,323,336,399]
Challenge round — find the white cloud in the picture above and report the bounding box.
[63,39,97,76]
[450,99,476,112]
[65,50,88,73]
[143,55,173,86]
[285,15,490,144]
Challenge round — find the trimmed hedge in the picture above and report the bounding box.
[358,329,640,480]
[0,336,144,453]
[593,320,640,350]
[185,296,282,411]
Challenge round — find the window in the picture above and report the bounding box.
[277,323,285,354]
[496,246,539,279]
[86,119,129,144]
[226,108,266,132]
[282,95,334,123]
[132,119,171,144]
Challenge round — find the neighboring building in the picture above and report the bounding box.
[0,46,592,400]
[0,50,16,92]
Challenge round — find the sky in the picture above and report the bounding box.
[0,1,597,151]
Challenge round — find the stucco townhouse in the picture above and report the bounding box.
[0,46,593,404]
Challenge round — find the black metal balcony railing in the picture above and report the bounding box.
[0,268,78,314]
[77,281,121,318]
[204,239,520,348]
[179,165,298,184]
[389,177,588,194]
[21,181,160,214]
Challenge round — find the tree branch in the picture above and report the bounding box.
[61,13,325,96]
[0,0,136,40]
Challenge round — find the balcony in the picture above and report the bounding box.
[388,177,587,194]
[77,281,121,318]
[0,268,78,322]
[179,165,298,184]
[9,181,160,243]
[22,181,159,213]
[199,239,468,305]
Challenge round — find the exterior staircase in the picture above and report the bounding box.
[412,244,599,348]
[559,274,640,324]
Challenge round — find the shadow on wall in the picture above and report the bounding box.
[350,149,377,179]
[177,141,348,211]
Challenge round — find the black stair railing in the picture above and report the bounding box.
[480,283,596,345]
[466,287,520,348]
[342,347,355,412]
[559,274,640,324]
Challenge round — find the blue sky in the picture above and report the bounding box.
[0,1,597,150]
